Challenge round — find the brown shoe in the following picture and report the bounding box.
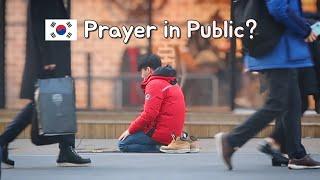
[288,155,320,170]
[182,132,200,153]
[160,136,191,153]
[189,138,200,153]
[215,132,236,170]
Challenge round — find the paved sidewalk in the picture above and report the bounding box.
[2,138,320,180]
[8,138,320,155]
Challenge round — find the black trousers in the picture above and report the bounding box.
[270,67,319,153]
[0,102,75,149]
[227,69,306,159]
[271,118,288,153]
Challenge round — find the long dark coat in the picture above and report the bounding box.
[20,0,71,100]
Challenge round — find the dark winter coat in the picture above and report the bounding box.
[20,0,71,100]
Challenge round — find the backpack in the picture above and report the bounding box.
[233,0,285,57]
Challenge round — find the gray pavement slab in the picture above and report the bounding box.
[2,138,320,180]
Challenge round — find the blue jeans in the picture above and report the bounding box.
[118,132,161,153]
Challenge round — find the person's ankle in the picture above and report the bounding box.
[226,135,238,150]
[59,145,72,151]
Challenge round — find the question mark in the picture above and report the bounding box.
[246,19,257,39]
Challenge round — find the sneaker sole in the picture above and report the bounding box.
[190,148,200,153]
[288,164,320,170]
[1,163,14,169]
[159,149,191,154]
[57,162,91,167]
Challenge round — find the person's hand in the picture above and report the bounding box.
[118,130,130,141]
[305,31,318,43]
[44,64,56,71]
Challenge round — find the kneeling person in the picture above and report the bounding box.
[118,54,186,152]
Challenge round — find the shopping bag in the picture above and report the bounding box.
[35,77,77,135]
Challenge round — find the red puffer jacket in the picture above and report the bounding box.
[128,66,186,145]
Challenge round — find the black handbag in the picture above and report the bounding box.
[35,76,77,136]
[233,0,285,57]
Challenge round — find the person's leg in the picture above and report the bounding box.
[30,104,90,166]
[0,102,33,146]
[118,132,161,153]
[31,125,90,166]
[280,70,306,159]
[279,70,320,169]
[56,134,90,167]
[259,70,308,166]
[269,68,314,154]
[270,116,288,153]
[58,135,75,149]
[270,117,285,147]
[299,67,319,114]
[300,95,309,115]
[226,69,290,148]
[0,102,33,168]
[315,93,320,114]
[215,69,293,170]
[258,114,290,167]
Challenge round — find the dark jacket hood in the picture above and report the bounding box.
[141,65,178,90]
[153,65,177,77]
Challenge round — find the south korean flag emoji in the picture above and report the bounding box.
[45,19,77,41]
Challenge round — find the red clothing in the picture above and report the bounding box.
[128,74,186,145]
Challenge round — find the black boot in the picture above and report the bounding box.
[1,145,15,169]
[258,141,289,167]
[57,146,91,167]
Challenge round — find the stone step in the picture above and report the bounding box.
[1,110,319,138]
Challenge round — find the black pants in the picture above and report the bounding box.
[271,118,288,153]
[270,67,319,154]
[0,102,75,149]
[227,69,306,159]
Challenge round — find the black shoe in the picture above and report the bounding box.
[258,141,289,167]
[1,145,15,169]
[272,157,289,167]
[57,146,91,167]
